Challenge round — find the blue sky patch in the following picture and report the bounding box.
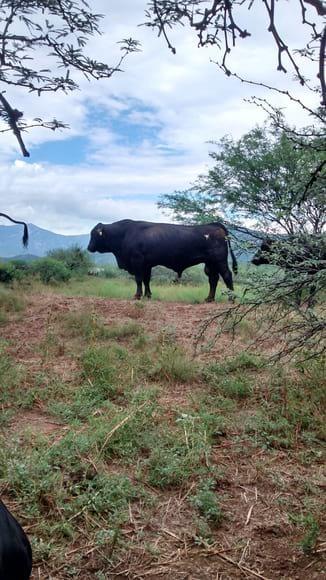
[31,135,88,165]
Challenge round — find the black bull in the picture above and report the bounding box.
[0,499,32,579]
[88,220,238,301]
[252,236,326,305]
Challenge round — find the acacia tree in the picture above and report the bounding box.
[159,121,325,235]
[159,122,326,360]
[0,0,140,157]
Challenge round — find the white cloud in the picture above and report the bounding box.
[0,1,322,234]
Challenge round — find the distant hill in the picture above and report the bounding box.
[0,223,115,264]
[0,254,40,262]
[0,222,258,263]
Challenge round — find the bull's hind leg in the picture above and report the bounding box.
[204,264,219,302]
[219,265,235,302]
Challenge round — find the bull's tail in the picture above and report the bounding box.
[227,238,238,274]
[0,212,29,247]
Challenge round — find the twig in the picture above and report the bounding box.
[245,504,255,525]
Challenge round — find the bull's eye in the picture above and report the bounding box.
[98,230,103,237]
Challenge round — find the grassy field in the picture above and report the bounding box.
[47,276,246,303]
[0,282,325,579]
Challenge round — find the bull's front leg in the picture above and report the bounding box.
[131,253,145,300]
[204,264,219,303]
[143,267,152,299]
[134,274,143,300]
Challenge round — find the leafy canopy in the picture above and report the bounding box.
[159,122,325,235]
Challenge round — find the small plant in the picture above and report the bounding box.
[204,352,264,380]
[219,377,252,399]
[148,345,198,383]
[289,512,320,554]
[190,478,222,525]
[0,342,25,407]
[105,321,143,339]
[60,311,109,340]
[245,411,293,448]
[0,287,25,313]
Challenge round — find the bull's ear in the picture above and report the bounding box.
[96,223,104,236]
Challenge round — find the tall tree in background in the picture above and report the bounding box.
[159,121,325,235]
[0,0,140,157]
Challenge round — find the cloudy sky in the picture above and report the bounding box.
[0,0,321,235]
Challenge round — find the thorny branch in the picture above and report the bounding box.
[145,0,326,105]
[194,238,326,362]
[0,1,140,155]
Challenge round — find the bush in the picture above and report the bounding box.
[0,263,14,283]
[47,245,93,275]
[31,258,71,284]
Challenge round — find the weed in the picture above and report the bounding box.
[143,410,223,489]
[204,352,264,381]
[211,376,252,399]
[60,311,109,340]
[0,310,7,325]
[148,345,198,383]
[245,411,293,448]
[0,342,26,407]
[0,286,25,314]
[190,478,222,526]
[289,512,320,554]
[105,321,143,340]
[81,346,119,395]
[193,518,214,545]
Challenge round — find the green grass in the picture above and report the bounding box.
[48,277,245,303]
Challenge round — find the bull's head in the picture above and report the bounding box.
[87,223,108,253]
[251,239,273,266]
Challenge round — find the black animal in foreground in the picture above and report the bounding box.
[0,499,32,580]
[88,219,237,301]
[0,213,29,247]
[252,236,326,305]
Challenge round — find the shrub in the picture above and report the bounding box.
[31,258,71,284]
[0,262,14,283]
[47,245,93,275]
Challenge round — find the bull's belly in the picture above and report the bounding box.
[150,256,204,272]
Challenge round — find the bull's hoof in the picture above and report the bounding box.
[205,297,215,303]
[134,294,142,300]
[144,294,152,299]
